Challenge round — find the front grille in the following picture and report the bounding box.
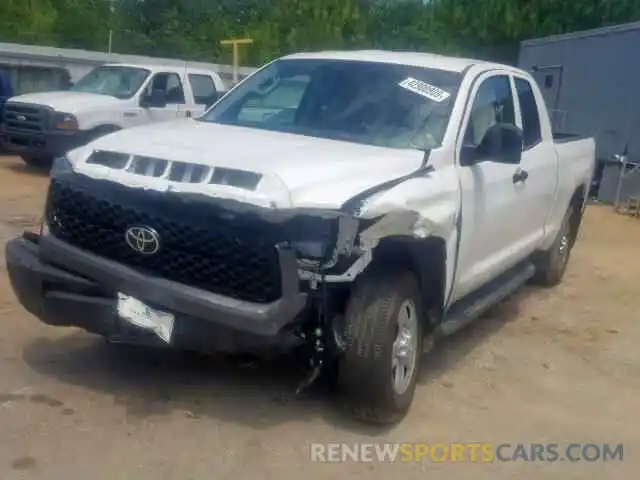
[46,179,283,303]
[3,102,48,134]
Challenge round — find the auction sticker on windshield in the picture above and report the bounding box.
[399,77,451,102]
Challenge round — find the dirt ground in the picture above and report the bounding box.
[0,155,638,480]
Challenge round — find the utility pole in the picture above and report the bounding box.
[107,0,116,58]
[220,38,253,85]
[107,30,113,57]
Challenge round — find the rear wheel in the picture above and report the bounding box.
[337,267,424,425]
[532,207,575,286]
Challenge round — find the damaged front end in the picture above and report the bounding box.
[44,154,457,392]
[46,157,371,366]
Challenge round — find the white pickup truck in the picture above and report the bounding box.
[0,62,226,168]
[6,51,595,425]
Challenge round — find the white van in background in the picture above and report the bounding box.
[0,62,226,168]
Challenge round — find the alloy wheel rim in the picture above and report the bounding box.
[392,299,419,395]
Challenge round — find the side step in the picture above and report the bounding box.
[438,261,535,336]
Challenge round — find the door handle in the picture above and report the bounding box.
[513,168,529,184]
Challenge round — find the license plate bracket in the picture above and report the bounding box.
[116,293,175,344]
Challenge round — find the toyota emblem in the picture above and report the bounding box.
[125,226,161,255]
[16,114,26,122]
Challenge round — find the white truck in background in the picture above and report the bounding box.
[6,51,595,425]
[0,63,226,168]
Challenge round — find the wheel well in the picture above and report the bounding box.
[369,235,446,329]
[85,125,121,143]
[90,124,120,135]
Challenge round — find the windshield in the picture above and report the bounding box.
[200,58,462,150]
[71,66,150,99]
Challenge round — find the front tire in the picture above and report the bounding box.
[338,267,424,425]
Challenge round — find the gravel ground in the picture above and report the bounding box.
[0,155,638,479]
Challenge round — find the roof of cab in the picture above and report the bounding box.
[282,50,502,73]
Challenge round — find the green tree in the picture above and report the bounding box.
[0,0,58,43]
[2,0,640,66]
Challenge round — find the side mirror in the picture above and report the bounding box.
[140,89,167,108]
[462,123,523,166]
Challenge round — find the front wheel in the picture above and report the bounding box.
[337,267,424,425]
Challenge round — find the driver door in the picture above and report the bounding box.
[139,72,182,123]
[452,73,528,300]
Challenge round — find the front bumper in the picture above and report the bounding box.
[6,233,309,354]
[1,128,89,159]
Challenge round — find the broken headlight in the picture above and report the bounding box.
[291,240,331,261]
[289,220,336,268]
[289,213,360,269]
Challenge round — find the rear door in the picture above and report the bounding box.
[186,73,220,117]
[512,74,559,251]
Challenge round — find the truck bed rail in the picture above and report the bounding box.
[553,132,588,143]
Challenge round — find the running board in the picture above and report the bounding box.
[438,261,535,336]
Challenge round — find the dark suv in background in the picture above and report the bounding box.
[0,72,15,152]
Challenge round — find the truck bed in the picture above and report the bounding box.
[554,133,596,208]
[553,132,589,144]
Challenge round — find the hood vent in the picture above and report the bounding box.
[210,168,262,190]
[169,161,209,183]
[86,150,129,169]
[84,150,263,190]
[129,155,168,177]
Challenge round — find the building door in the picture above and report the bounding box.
[532,65,563,131]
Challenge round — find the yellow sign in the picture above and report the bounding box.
[220,38,254,84]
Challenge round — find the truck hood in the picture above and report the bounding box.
[74,120,425,209]
[8,91,121,114]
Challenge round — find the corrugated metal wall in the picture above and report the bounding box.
[518,23,640,164]
[0,64,71,94]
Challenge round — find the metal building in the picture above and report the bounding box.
[518,22,640,203]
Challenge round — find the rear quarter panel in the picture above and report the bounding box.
[540,137,596,250]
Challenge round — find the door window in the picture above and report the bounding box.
[145,72,185,104]
[514,77,542,149]
[463,75,515,147]
[188,74,217,105]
